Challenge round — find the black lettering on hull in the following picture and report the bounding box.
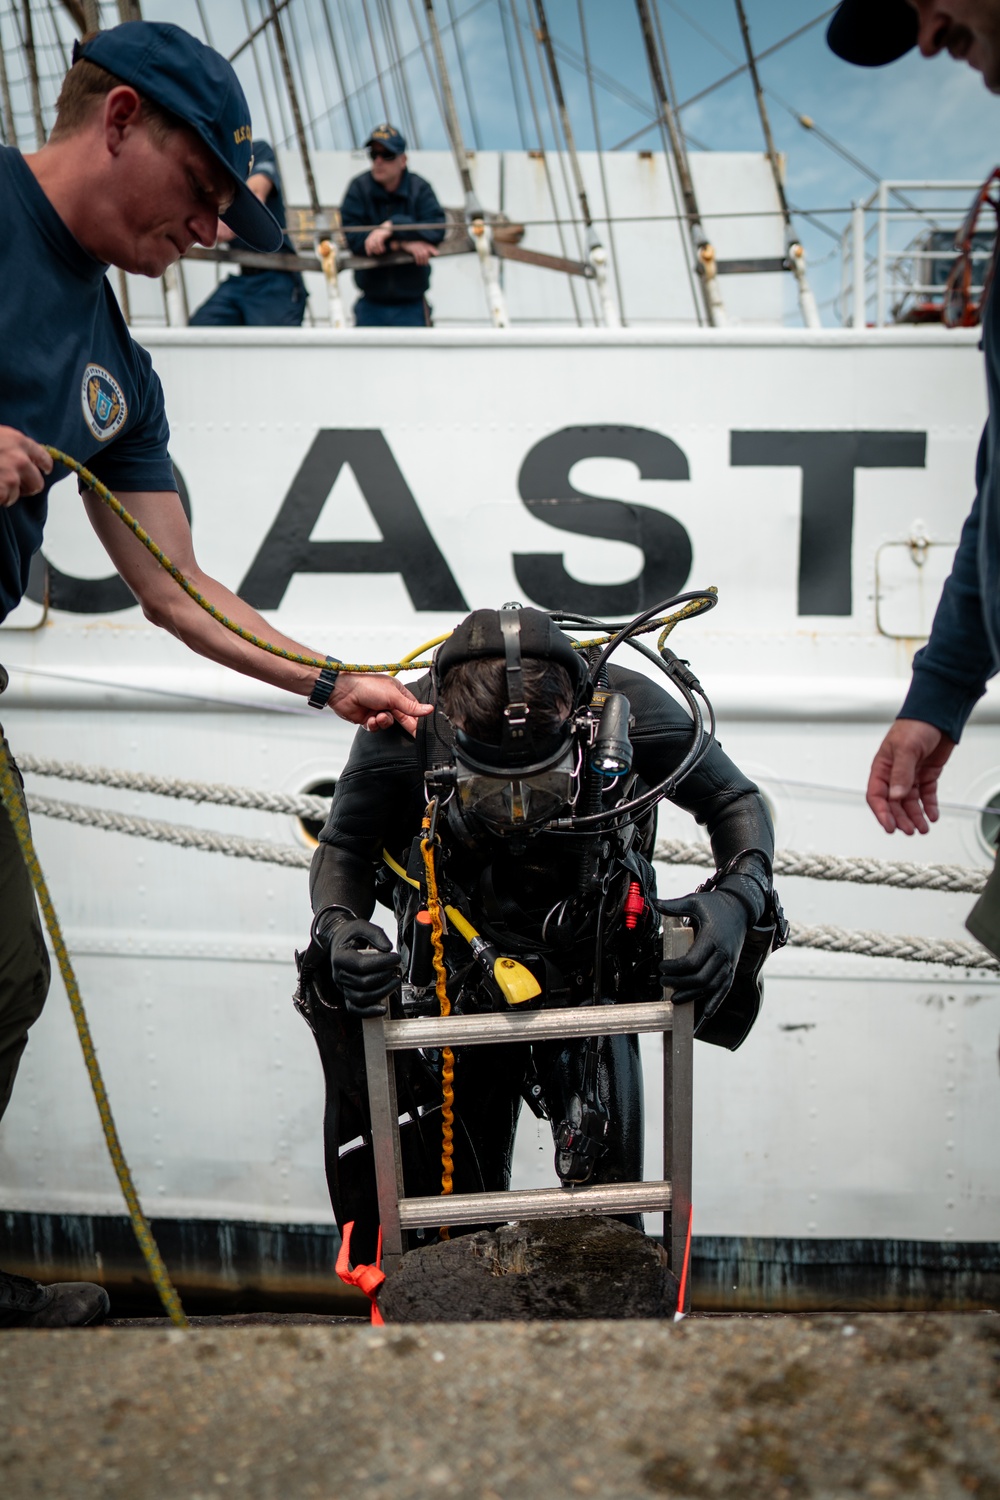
[239,430,467,613]
[730,431,927,616]
[514,426,693,615]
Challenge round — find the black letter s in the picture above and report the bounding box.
[514,426,692,615]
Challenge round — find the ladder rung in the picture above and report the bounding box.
[381,999,674,1051]
[397,1179,673,1228]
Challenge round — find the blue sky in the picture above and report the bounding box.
[5,0,1000,323]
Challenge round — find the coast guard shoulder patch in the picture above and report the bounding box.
[81,364,127,442]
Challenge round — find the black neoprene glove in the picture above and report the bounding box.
[323,914,400,1017]
[655,889,752,1022]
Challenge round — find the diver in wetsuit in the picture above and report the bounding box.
[295,604,784,1262]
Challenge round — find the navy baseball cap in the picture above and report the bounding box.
[365,123,406,157]
[73,21,283,252]
[827,0,918,66]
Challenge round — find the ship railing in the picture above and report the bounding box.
[839,179,991,328]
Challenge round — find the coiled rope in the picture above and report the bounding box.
[0,742,187,1326]
[419,805,455,1235]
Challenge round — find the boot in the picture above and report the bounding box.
[0,1268,109,1328]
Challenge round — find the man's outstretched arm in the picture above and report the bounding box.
[85,486,431,734]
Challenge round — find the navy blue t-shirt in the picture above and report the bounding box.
[0,146,174,621]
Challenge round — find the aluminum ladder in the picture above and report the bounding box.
[361,918,694,1305]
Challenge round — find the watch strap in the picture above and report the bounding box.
[308,659,341,711]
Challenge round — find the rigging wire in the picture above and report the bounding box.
[255,0,294,148]
[577,0,627,322]
[443,0,481,150]
[285,0,324,150]
[634,0,704,326]
[240,0,281,149]
[382,0,421,146]
[529,0,597,322]
[510,0,582,325]
[360,0,393,121]
[403,0,449,137]
[319,0,360,146]
[497,0,530,150]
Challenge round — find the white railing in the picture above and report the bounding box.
[839,180,990,328]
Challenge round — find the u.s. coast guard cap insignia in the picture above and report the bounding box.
[82,364,128,442]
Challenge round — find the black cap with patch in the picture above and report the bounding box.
[827,0,918,67]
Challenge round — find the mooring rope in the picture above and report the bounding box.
[18,755,329,820]
[655,837,988,897]
[789,922,998,972]
[26,793,312,869]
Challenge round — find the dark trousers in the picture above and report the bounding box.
[353,296,430,328]
[0,724,50,1124]
[190,271,307,328]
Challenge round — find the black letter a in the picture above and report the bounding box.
[239,430,467,612]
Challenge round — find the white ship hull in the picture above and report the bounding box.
[2,326,998,1308]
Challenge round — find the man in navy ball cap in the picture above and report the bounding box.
[73,20,283,252]
[340,123,446,326]
[0,21,430,1327]
[829,0,1000,960]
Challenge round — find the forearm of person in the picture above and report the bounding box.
[86,489,329,697]
[898,484,996,742]
[310,841,377,927]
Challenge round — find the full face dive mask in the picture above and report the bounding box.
[434,604,591,835]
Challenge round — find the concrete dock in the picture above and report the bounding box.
[2,1313,999,1497]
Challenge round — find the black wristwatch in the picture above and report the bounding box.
[308,659,341,711]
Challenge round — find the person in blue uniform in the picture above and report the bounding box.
[829,0,1000,956]
[190,140,307,327]
[340,125,446,327]
[0,21,428,1329]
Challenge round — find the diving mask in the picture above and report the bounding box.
[454,734,581,832]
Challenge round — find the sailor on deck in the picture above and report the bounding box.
[190,139,307,327]
[340,125,446,327]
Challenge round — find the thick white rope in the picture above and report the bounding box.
[26,793,311,869]
[789,922,998,972]
[18,756,991,897]
[24,793,998,971]
[655,837,987,896]
[17,754,329,820]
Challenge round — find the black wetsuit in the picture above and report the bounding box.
[300,665,773,1260]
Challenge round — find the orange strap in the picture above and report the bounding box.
[336,1220,386,1325]
[674,1204,694,1322]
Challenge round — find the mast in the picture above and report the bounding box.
[264,0,345,327]
[530,0,618,326]
[633,0,725,327]
[421,0,508,327]
[21,0,47,146]
[733,0,820,330]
